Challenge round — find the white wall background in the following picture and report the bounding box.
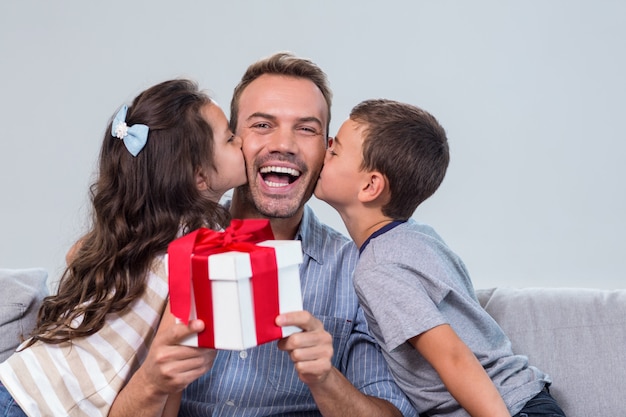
[1,1,624,290]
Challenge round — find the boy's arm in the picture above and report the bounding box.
[409,324,510,417]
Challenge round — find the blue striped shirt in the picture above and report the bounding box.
[180,205,416,416]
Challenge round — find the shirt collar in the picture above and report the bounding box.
[359,220,406,255]
[295,205,325,264]
[223,200,344,265]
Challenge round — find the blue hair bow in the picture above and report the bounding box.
[111,105,149,157]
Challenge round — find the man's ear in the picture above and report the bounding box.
[358,171,387,203]
[196,168,208,191]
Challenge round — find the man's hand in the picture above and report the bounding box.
[140,313,217,395]
[275,311,334,386]
[109,306,216,417]
[275,311,402,417]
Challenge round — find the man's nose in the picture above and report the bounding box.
[267,127,297,153]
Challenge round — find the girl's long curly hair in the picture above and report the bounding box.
[28,79,230,345]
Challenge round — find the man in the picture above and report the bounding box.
[179,53,416,416]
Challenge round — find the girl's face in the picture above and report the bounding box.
[200,102,247,201]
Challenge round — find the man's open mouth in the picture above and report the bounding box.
[259,166,301,188]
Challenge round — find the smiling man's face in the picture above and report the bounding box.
[234,74,328,219]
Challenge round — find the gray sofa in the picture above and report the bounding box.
[477,287,626,417]
[0,268,48,362]
[1,269,624,416]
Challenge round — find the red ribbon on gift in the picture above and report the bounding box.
[168,219,282,347]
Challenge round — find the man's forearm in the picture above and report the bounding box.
[108,369,169,417]
[308,367,403,417]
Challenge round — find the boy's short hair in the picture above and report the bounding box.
[350,99,449,220]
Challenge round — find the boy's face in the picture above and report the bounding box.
[315,118,368,213]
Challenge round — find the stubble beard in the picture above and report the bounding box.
[240,153,320,219]
[237,168,319,219]
[249,182,310,219]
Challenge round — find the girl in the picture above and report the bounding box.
[0,79,246,417]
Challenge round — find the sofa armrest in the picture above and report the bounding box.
[0,268,48,362]
[476,287,626,417]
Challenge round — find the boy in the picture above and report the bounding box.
[315,99,566,417]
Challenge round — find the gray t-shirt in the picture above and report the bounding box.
[354,219,549,416]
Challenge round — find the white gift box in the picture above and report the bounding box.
[179,240,303,350]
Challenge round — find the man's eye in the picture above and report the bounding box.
[252,122,270,129]
[298,126,319,135]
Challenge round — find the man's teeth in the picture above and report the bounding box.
[265,180,289,188]
[259,166,301,188]
[259,166,301,176]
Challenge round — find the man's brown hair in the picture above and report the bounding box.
[230,52,332,139]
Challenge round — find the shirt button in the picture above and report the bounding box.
[226,400,235,406]
[239,350,248,359]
